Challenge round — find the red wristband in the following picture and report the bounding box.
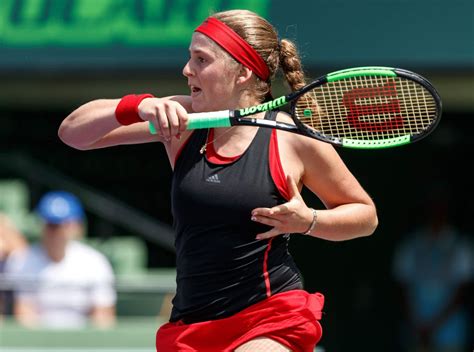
[115,94,154,126]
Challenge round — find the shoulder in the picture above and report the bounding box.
[70,241,110,265]
[162,95,197,165]
[4,243,44,274]
[274,111,336,153]
[70,241,115,277]
[274,110,345,179]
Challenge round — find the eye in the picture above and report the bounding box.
[197,56,206,63]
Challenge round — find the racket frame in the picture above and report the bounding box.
[149,66,442,149]
[285,67,442,148]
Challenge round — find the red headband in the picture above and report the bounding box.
[195,17,270,81]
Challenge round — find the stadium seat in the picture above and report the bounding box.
[0,179,41,239]
[85,236,148,275]
[115,268,176,317]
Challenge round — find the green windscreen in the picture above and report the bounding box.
[0,0,269,46]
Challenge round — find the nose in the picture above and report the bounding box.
[182,60,193,78]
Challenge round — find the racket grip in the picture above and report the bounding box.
[148,110,232,134]
[149,123,157,134]
[187,111,232,130]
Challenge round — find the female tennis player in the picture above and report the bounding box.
[59,9,378,352]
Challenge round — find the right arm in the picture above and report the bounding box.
[58,95,193,154]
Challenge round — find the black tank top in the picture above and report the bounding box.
[170,111,303,323]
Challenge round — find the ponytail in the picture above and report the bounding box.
[279,39,307,92]
[209,10,308,102]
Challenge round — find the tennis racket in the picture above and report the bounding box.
[149,66,442,149]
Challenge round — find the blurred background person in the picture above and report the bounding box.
[5,191,116,329]
[0,213,28,320]
[392,194,473,352]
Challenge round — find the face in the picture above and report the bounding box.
[183,32,241,112]
[42,221,82,261]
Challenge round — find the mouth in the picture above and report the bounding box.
[190,85,202,96]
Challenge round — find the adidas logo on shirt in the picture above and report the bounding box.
[205,174,221,183]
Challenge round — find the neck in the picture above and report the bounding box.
[209,111,265,156]
[46,246,66,262]
[205,92,263,155]
[224,90,261,111]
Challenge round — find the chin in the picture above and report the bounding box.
[191,99,203,112]
[191,101,212,113]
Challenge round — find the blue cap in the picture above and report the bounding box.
[36,191,85,224]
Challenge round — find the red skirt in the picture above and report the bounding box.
[156,290,324,352]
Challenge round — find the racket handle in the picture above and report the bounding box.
[148,110,232,134]
[187,111,232,129]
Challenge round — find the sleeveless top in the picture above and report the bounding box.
[170,111,303,323]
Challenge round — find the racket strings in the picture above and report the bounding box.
[294,76,437,141]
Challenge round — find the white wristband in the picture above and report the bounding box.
[303,208,317,235]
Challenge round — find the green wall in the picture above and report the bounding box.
[1,0,472,70]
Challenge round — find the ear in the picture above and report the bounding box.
[235,65,254,85]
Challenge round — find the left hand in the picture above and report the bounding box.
[251,175,314,240]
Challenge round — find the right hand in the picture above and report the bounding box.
[138,98,189,141]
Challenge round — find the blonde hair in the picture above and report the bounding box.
[212,10,307,102]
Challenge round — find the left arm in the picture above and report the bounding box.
[300,139,378,240]
[252,131,378,241]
